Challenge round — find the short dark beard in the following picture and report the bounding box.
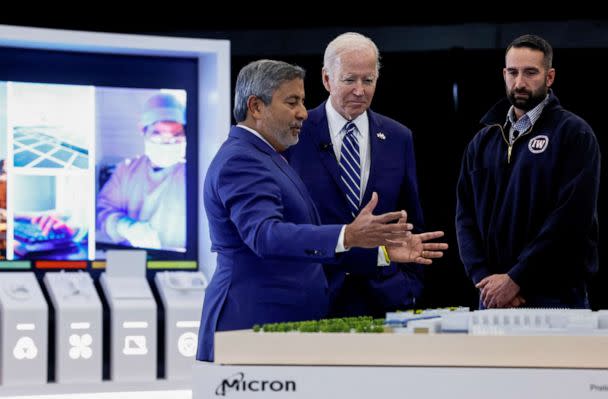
[506,87,548,112]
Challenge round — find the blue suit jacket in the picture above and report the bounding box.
[286,103,425,317]
[197,126,343,362]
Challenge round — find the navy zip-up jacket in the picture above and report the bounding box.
[456,92,600,306]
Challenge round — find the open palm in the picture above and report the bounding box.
[388,231,448,265]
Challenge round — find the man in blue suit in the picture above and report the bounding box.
[288,33,447,317]
[197,59,437,362]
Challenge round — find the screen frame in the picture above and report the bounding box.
[0,24,231,279]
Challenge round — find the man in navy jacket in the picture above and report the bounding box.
[456,34,600,309]
[288,33,447,317]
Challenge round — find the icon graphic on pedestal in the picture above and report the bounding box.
[123,335,148,355]
[6,283,32,300]
[13,336,38,360]
[69,333,93,359]
[177,331,197,357]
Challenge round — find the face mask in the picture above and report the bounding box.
[144,140,186,168]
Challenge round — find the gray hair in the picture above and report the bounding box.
[233,59,306,122]
[323,32,381,77]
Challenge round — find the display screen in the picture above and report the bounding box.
[1,81,188,261]
[0,46,199,265]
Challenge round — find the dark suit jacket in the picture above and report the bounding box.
[197,126,343,362]
[286,102,425,317]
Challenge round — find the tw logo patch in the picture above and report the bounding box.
[528,135,549,154]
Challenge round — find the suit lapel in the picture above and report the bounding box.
[230,126,321,224]
[307,106,358,216]
[308,105,389,213]
[272,153,322,224]
[308,108,343,193]
[362,110,383,205]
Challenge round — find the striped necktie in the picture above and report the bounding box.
[339,121,361,219]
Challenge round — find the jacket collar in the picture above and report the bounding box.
[480,90,561,126]
[229,125,278,155]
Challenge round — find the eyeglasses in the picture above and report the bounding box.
[144,128,186,144]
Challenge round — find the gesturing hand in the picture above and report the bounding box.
[388,231,448,264]
[344,192,412,249]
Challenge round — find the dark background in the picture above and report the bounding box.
[2,16,606,310]
[245,47,607,310]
